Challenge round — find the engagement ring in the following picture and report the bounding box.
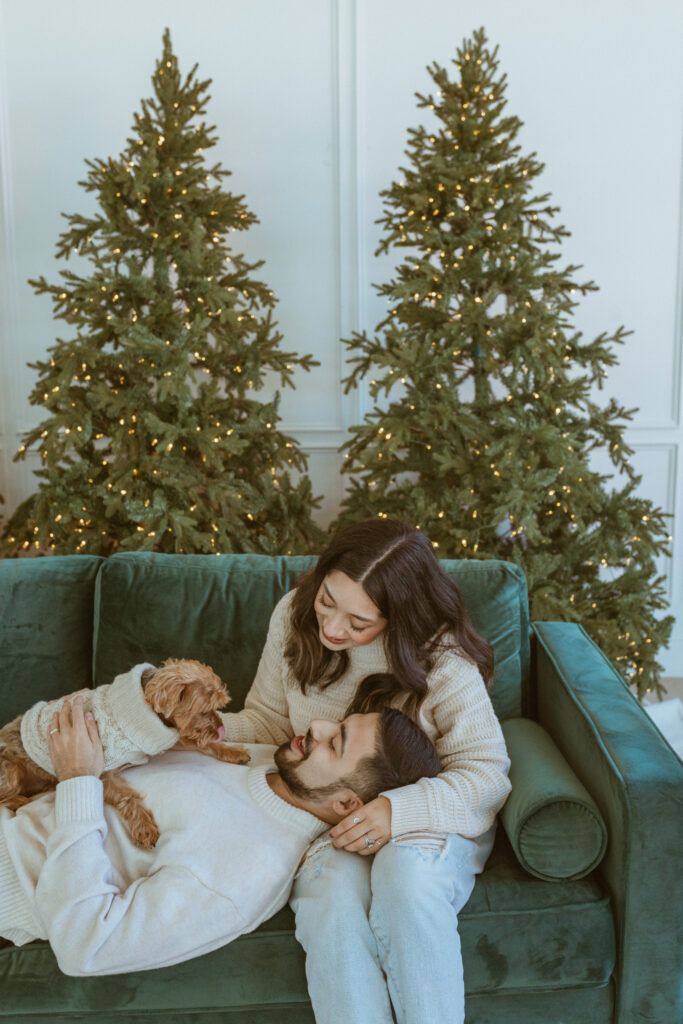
[365,837,376,848]
[353,816,362,825]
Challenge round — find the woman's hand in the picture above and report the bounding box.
[329,795,392,856]
[47,697,104,781]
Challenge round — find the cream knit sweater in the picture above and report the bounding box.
[0,746,327,972]
[20,665,177,775]
[222,591,511,838]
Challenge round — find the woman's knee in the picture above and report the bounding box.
[370,833,477,914]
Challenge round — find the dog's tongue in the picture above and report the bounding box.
[217,725,225,741]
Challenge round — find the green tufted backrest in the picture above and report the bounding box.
[0,552,529,725]
[0,555,104,724]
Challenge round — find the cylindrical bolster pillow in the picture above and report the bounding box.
[500,717,608,881]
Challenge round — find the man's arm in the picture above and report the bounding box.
[39,699,246,976]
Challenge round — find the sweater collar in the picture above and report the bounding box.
[247,765,329,843]
[107,664,179,754]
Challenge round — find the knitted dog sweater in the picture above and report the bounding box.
[20,665,179,775]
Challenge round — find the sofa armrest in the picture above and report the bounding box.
[531,622,683,1024]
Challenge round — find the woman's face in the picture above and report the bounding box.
[313,570,387,651]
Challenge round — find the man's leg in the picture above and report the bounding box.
[368,827,496,1024]
[290,843,395,1024]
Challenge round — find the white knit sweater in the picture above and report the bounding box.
[20,664,177,775]
[0,746,327,973]
[221,591,511,839]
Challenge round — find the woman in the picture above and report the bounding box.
[221,517,511,1024]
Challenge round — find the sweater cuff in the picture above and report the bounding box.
[382,786,434,836]
[55,776,105,824]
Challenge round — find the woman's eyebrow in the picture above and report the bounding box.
[323,582,376,624]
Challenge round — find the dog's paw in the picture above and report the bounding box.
[130,819,160,849]
[208,742,250,765]
[127,806,161,849]
[229,746,251,765]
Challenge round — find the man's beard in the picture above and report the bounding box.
[274,733,320,800]
[273,733,354,803]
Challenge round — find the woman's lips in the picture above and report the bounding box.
[323,630,347,645]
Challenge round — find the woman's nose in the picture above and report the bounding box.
[325,612,347,636]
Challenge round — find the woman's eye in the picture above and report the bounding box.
[350,623,366,633]
[320,595,333,608]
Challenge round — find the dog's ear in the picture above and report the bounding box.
[144,675,187,723]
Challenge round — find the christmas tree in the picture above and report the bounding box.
[1,29,323,557]
[336,28,673,697]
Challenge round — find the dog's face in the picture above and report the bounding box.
[143,659,229,746]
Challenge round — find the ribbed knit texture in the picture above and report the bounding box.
[0,813,42,944]
[222,591,511,838]
[55,775,106,823]
[20,664,178,774]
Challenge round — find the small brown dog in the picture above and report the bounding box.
[0,658,249,848]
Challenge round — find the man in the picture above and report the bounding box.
[0,693,440,976]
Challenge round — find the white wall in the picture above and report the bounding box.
[1,0,682,675]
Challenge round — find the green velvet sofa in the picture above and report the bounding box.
[0,552,681,1024]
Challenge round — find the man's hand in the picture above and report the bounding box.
[329,795,392,856]
[47,696,105,781]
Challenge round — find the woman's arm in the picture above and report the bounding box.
[219,593,295,746]
[384,661,511,838]
[331,660,510,854]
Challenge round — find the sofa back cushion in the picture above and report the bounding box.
[0,555,103,725]
[92,552,528,720]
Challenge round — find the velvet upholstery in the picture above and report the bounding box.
[532,622,683,1024]
[0,829,615,1017]
[0,555,103,723]
[91,552,528,720]
[500,717,607,880]
[0,554,679,1023]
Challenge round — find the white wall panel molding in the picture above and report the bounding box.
[334,0,363,442]
[0,1,19,510]
[627,136,683,431]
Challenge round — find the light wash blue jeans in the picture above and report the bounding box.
[290,826,495,1024]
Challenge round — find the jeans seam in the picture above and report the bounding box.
[369,908,406,1024]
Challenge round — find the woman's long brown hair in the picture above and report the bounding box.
[284,518,494,717]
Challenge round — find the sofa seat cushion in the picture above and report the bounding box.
[460,831,615,992]
[0,832,614,1018]
[0,556,103,725]
[92,552,528,718]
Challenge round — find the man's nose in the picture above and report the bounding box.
[309,719,337,742]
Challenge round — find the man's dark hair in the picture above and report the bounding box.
[346,700,442,803]
[275,687,442,805]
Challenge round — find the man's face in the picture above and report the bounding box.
[274,713,381,801]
